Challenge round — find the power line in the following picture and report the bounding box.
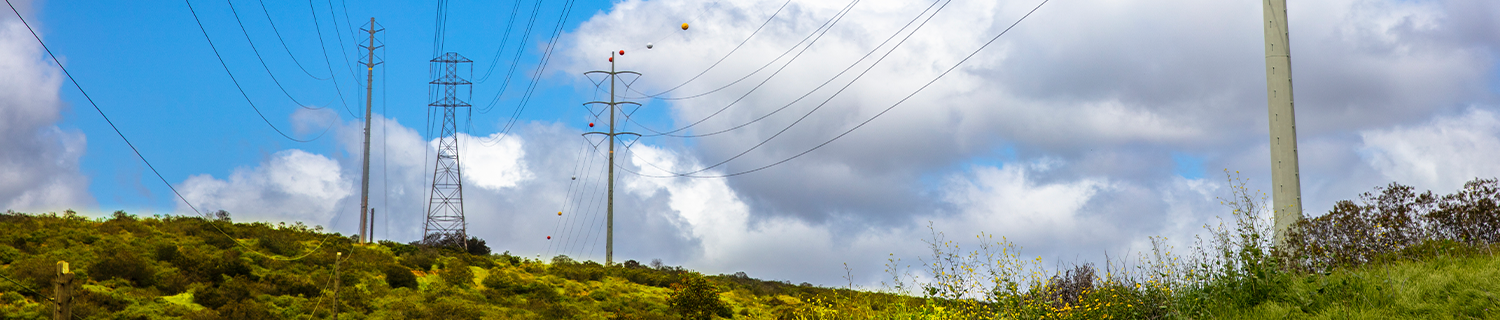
[475,0,577,149]
[187,0,335,143]
[474,0,526,84]
[225,0,352,117]
[618,0,1051,179]
[476,0,546,114]
[256,0,331,80]
[621,0,958,176]
[544,139,589,256]
[306,0,358,118]
[10,0,341,262]
[623,0,792,99]
[624,0,945,139]
[617,0,861,102]
[325,0,363,89]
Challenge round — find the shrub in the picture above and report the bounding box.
[90,249,156,287]
[385,264,418,289]
[1287,178,1500,272]
[440,258,473,288]
[194,275,259,309]
[668,273,732,320]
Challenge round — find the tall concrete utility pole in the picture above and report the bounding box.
[583,51,640,266]
[358,18,384,244]
[1264,0,1302,245]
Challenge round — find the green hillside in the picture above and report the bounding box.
[0,210,923,319]
[2,176,1499,319]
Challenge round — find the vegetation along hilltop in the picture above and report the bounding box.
[2,175,1499,319]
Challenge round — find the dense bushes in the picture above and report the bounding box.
[1287,178,1500,271]
[384,264,418,289]
[89,249,155,287]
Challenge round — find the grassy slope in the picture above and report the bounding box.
[1,211,1496,319]
[1231,249,1500,319]
[0,212,914,319]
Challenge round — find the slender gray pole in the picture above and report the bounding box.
[607,51,616,266]
[1264,0,1302,245]
[359,17,376,244]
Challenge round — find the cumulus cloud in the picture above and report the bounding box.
[536,0,1500,285]
[153,0,1500,288]
[1360,107,1500,192]
[0,3,93,212]
[177,149,351,223]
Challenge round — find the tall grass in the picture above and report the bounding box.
[864,171,1500,319]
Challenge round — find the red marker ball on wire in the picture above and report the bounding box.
[608,57,613,62]
[547,236,551,240]
[619,50,625,55]
[589,122,594,127]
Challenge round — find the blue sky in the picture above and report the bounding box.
[7,0,1500,287]
[38,0,617,212]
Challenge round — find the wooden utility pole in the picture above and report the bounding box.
[333,252,341,320]
[52,261,74,320]
[1263,0,1303,245]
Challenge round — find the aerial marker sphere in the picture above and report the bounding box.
[619,50,625,55]
[681,23,689,30]
[547,236,552,240]
[608,57,613,62]
[558,211,563,216]
[646,43,654,49]
[589,122,595,127]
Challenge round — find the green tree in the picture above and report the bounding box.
[668,273,732,320]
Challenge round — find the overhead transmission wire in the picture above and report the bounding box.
[256,0,330,80]
[619,0,954,176]
[616,0,859,102]
[10,0,341,263]
[187,0,335,143]
[620,0,792,100]
[325,0,363,90]
[558,142,605,259]
[476,0,546,114]
[476,0,578,149]
[618,0,1051,179]
[306,0,358,119]
[418,0,446,238]
[547,85,607,258]
[576,141,613,258]
[544,138,590,256]
[626,0,942,139]
[225,0,355,118]
[474,0,526,84]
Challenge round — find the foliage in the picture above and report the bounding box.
[668,273,732,320]
[383,264,418,289]
[3,172,1498,319]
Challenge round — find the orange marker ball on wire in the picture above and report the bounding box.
[681,23,689,30]
[558,211,563,216]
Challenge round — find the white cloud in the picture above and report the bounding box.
[1360,107,1500,192]
[458,133,532,190]
[177,149,351,224]
[0,9,93,212]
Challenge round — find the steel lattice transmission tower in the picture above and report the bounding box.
[424,52,473,249]
[583,50,640,266]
